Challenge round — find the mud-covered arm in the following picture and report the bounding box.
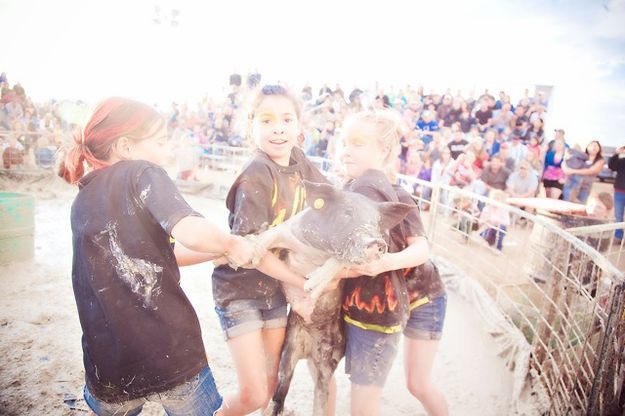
[171,216,255,267]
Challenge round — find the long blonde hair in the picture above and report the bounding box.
[341,109,403,181]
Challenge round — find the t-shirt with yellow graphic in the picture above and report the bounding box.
[212,147,327,308]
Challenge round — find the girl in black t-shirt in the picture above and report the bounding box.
[336,110,448,415]
[211,85,329,416]
[59,97,256,415]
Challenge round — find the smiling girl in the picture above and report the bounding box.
[211,85,328,415]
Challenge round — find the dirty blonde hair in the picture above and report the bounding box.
[341,109,403,180]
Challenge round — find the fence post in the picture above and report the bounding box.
[427,183,440,241]
[587,281,625,416]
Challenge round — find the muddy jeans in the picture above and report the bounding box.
[83,366,223,416]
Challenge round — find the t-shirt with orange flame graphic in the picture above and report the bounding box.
[341,169,412,334]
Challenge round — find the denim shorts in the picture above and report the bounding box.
[83,366,223,416]
[215,299,288,340]
[344,323,401,387]
[404,294,447,340]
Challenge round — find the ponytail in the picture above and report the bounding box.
[57,97,163,185]
[58,131,87,184]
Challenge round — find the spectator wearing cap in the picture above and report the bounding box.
[608,145,625,244]
[506,160,539,198]
[546,128,567,151]
[416,110,439,147]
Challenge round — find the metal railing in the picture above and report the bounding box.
[396,174,625,415]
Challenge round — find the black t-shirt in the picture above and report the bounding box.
[475,109,493,125]
[392,186,445,302]
[448,139,468,160]
[71,160,207,402]
[341,170,411,333]
[212,147,327,308]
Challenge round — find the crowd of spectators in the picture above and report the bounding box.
[1,72,76,170]
[0,71,616,218]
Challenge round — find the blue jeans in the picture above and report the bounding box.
[615,191,625,240]
[215,300,287,340]
[84,366,223,416]
[563,174,594,203]
[480,225,507,250]
[404,294,447,340]
[344,324,401,387]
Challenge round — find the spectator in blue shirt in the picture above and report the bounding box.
[416,110,439,147]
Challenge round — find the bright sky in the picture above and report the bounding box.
[1,0,624,147]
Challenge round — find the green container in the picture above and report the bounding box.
[0,192,35,263]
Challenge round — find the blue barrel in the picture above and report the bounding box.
[0,192,35,263]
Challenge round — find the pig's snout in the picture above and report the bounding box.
[364,238,387,260]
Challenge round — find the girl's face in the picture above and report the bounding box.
[341,122,388,180]
[251,95,300,166]
[127,125,172,167]
[586,141,600,156]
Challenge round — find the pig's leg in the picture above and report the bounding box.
[310,359,339,416]
[304,257,345,300]
[310,323,344,416]
[266,314,305,416]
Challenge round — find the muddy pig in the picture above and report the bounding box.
[255,180,414,416]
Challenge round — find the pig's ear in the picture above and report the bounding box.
[302,180,340,210]
[377,202,416,231]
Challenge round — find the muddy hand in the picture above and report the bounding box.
[223,235,257,270]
